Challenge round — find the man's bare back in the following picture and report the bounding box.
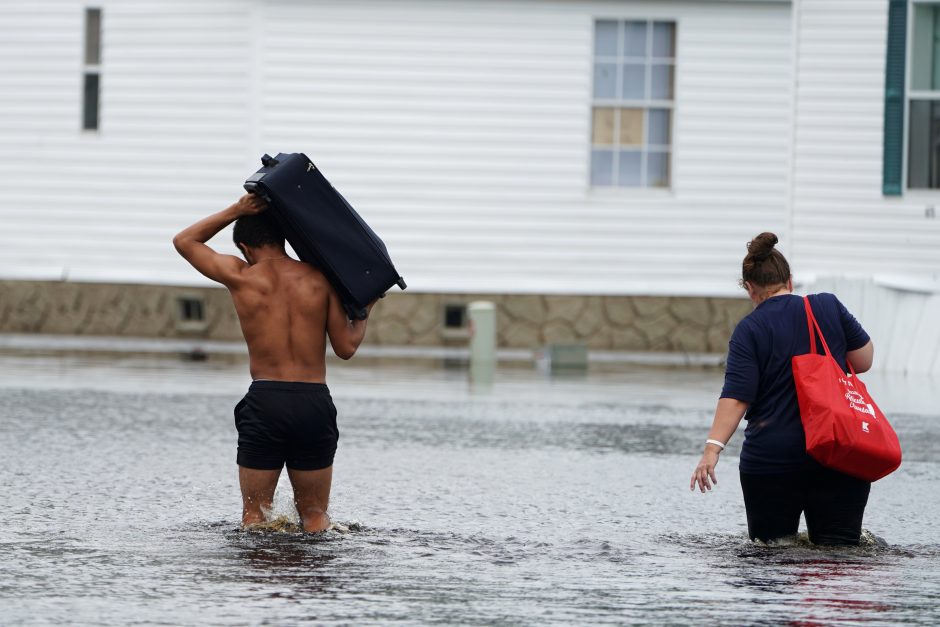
[230,258,332,382]
[172,194,370,380]
[173,193,373,533]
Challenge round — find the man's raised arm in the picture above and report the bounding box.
[172,194,266,286]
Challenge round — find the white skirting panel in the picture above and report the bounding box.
[800,275,940,375]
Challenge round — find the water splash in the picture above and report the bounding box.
[244,516,304,533]
[238,482,361,534]
[242,516,361,535]
[755,529,888,549]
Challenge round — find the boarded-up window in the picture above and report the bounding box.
[908,2,940,189]
[591,20,675,189]
[83,8,101,131]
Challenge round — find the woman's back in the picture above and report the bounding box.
[722,292,870,473]
[691,232,876,545]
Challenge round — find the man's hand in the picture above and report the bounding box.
[233,193,268,216]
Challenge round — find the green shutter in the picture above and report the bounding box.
[883,0,908,196]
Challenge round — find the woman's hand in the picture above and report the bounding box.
[690,398,748,494]
[690,448,721,493]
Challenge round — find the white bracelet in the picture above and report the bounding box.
[706,439,726,450]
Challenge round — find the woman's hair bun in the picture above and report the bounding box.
[746,232,778,260]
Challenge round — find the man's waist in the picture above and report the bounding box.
[249,379,329,392]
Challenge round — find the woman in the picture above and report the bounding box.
[690,232,875,545]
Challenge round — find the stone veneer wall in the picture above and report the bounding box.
[0,280,751,353]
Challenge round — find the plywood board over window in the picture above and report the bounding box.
[908,2,940,190]
[83,7,101,131]
[590,19,675,189]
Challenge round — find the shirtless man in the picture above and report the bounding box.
[173,193,372,532]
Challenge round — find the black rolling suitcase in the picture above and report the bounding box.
[244,153,406,320]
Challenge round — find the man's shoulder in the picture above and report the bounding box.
[282,260,329,284]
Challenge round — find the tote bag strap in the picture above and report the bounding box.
[803,296,818,355]
[803,296,857,376]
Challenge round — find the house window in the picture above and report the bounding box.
[178,297,205,323]
[909,2,940,189]
[590,20,675,189]
[83,8,101,130]
[175,295,209,334]
[443,304,466,329]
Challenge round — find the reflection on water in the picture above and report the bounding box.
[225,527,342,598]
[0,355,938,625]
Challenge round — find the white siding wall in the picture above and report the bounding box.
[0,0,253,286]
[791,0,940,282]
[259,0,792,296]
[0,0,791,295]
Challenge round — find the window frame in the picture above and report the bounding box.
[587,17,677,193]
[904,0,940,193]
[82,7,102,132]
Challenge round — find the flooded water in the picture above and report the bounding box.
[1,354,938,625]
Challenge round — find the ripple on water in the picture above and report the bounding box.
[2,367,939,626]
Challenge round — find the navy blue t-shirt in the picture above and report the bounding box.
[720,293,870,474]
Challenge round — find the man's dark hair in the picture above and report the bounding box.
[233,213,285,248]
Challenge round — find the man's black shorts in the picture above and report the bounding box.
[234,380,338,471]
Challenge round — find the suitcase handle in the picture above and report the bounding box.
[345,304,369,321]
[242,180,272,204]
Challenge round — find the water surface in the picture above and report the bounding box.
[1,355,937,625]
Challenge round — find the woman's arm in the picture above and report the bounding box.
[847,340,874,373]
[690,398,749,493]
[835,296,874,373]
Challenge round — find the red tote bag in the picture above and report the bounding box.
[791,296,901,482]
